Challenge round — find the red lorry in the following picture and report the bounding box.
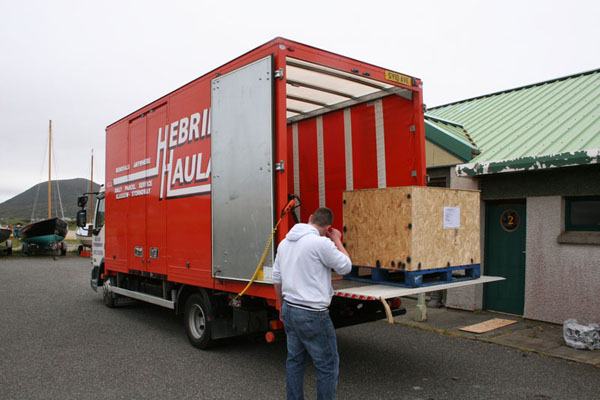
[80,37,430,348]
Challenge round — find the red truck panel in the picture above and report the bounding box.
[350,103,379,190]
[296,119,319,221]
[321,111,346,229]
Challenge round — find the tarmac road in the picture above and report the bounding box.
[1,256,599,400]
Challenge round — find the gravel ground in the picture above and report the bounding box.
[1,256,599,400]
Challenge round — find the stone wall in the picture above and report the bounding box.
[525,196,600,324]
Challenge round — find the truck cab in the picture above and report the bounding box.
[77,186,105,291]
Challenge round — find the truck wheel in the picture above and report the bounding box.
[103,278,117,308]
[22,242,28,256]
[184,293,213,349]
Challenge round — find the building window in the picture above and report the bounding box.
[427,176,447,188]
[565,196,600,231]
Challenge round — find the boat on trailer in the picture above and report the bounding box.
[0,227,13,255]
[76,223,93,249]
[0,227,11,243]
[20,217,68,249]
[22,120,68,256]
[76,151,95,253]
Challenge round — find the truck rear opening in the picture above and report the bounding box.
[84,37,497,349]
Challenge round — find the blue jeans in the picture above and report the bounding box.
[281,301,339,400]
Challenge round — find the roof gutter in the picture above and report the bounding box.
[456,149,600,177]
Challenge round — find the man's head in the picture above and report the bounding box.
[308,207,333,236]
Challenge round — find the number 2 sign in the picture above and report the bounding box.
[500,209,520,232]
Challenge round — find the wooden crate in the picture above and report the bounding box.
[343,186,480,272]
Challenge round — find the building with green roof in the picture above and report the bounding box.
[425,69,600,324]
[424,114,480,187]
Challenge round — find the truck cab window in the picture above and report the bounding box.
[95,197,105,230]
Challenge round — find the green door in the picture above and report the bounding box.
[483,201,526,315]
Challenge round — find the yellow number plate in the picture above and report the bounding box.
[384,71,413,86]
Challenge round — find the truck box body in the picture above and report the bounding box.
[104,38,426,302]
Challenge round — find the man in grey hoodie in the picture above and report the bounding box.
[273,207,352,400]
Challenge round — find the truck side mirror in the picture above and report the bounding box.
[76,210,87,227]
[78,195,88,208]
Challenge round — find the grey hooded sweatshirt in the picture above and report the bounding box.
[272,223,352,310]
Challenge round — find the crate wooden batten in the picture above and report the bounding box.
[342,186,481,272]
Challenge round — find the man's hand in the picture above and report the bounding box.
[326,228,342,243]
[327,228,350,258]
[274,283,283,321]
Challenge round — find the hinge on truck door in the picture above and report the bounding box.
[274,68,284,80]
[275,160,285,172]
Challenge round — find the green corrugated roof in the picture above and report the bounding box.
[424,115,479,162]
[425,115,478,147]
[427,69,600,175]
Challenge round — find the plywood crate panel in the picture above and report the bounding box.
[343,186,480,272]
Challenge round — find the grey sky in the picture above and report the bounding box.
[1,0,598,204]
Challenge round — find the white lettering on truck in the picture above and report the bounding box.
[134,158,151,168]
[113,109,211,200]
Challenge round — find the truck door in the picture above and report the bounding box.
[128,115,147,272]
[126,106,167,275]
[211,56,274,281]
[145,104,167,276]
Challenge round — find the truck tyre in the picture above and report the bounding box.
[103,278,118,308]
[22,242,28,256]
[184,293,213,349]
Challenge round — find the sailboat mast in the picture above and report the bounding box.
[48,120,52,219]
[90,149,94,223]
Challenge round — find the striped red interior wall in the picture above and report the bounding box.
[286,94,419,232]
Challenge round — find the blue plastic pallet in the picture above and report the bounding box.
[344,264,481,288]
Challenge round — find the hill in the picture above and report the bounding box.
[0,178,101,222]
